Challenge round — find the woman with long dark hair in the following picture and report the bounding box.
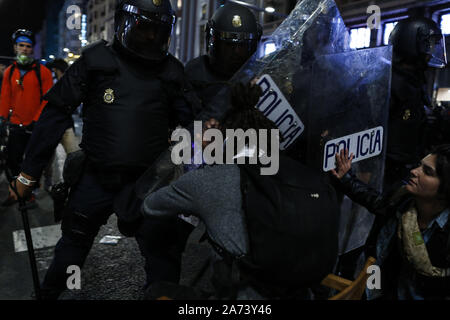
[332,144,450,299]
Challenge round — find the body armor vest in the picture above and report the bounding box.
[387,66,428,165]
[80,41,184,171]
[185,55,229,112]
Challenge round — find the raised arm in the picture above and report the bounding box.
[331,149,391,215]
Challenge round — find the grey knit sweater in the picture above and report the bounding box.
[142,164,249,256]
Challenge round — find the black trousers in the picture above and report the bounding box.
[6,127,32,178]
[41,170,193,298]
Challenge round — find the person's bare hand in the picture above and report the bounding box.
[331,148,354,179]
[204,118,220,130]
[9,174,34,201]
[250,77,260,86]
[202,118,220,148]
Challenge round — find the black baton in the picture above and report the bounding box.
[18,199,42,300]
[9,177,42,300]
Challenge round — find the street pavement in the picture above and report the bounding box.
[0,137,213,300]
[1,176,213,300]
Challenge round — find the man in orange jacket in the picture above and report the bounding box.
[0,29,52,206]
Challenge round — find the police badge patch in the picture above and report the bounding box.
[104,89,115,104]
[232,15,242,28]
[153,0,162,6]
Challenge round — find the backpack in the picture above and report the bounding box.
[8,62,43,102]
[209,155,340,299]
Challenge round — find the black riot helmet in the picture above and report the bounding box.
[12,29,35,46]
[114,0,177,62]
[389,17,447,69]
[206,2,262,77]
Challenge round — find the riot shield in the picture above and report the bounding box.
[145,0,391,259]
[307,47,392,254]
[198,0,350,127]
[196,0,392,254]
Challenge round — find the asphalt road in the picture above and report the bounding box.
[0,132,214,300]
[0,173,214,300]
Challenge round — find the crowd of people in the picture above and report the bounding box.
[0,0,449,300]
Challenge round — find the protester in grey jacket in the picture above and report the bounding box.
[143,83,340,299]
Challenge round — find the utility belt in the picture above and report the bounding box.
[85,160,146,192]
[57,149,146,192]
[51,149,147,224]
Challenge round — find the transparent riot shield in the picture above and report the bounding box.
[197,0,392,254]
[307,47,392,254]
[140,0,352,195]
[198,0,350,126]
[145,0,391,259]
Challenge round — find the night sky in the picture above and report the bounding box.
[0,0,51,57]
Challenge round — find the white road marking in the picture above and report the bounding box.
[12,224,62,253]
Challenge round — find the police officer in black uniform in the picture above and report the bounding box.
[185,2,262,111]
[12,0,195,299]
[386,17,447,187]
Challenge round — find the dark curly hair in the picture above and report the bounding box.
[220,82,278,132]
[433,144,450,205]
[219,82,280,161]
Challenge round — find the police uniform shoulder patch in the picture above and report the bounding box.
[153,0,162,6]
[104,88,115,104]
[232,15,242,28]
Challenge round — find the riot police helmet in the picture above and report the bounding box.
[114,0,177,61]
[389,17,447,69]
[206,2,262,77]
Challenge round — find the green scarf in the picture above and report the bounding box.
[16,54,34,66]
[398,204,450,277]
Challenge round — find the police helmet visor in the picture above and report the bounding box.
[423,34,447,68]
[214,38,258,71]
[117,4,176,60]
[210,26,259,73]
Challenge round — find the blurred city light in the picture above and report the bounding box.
[383,22,397,45]
[349,27,371,49]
